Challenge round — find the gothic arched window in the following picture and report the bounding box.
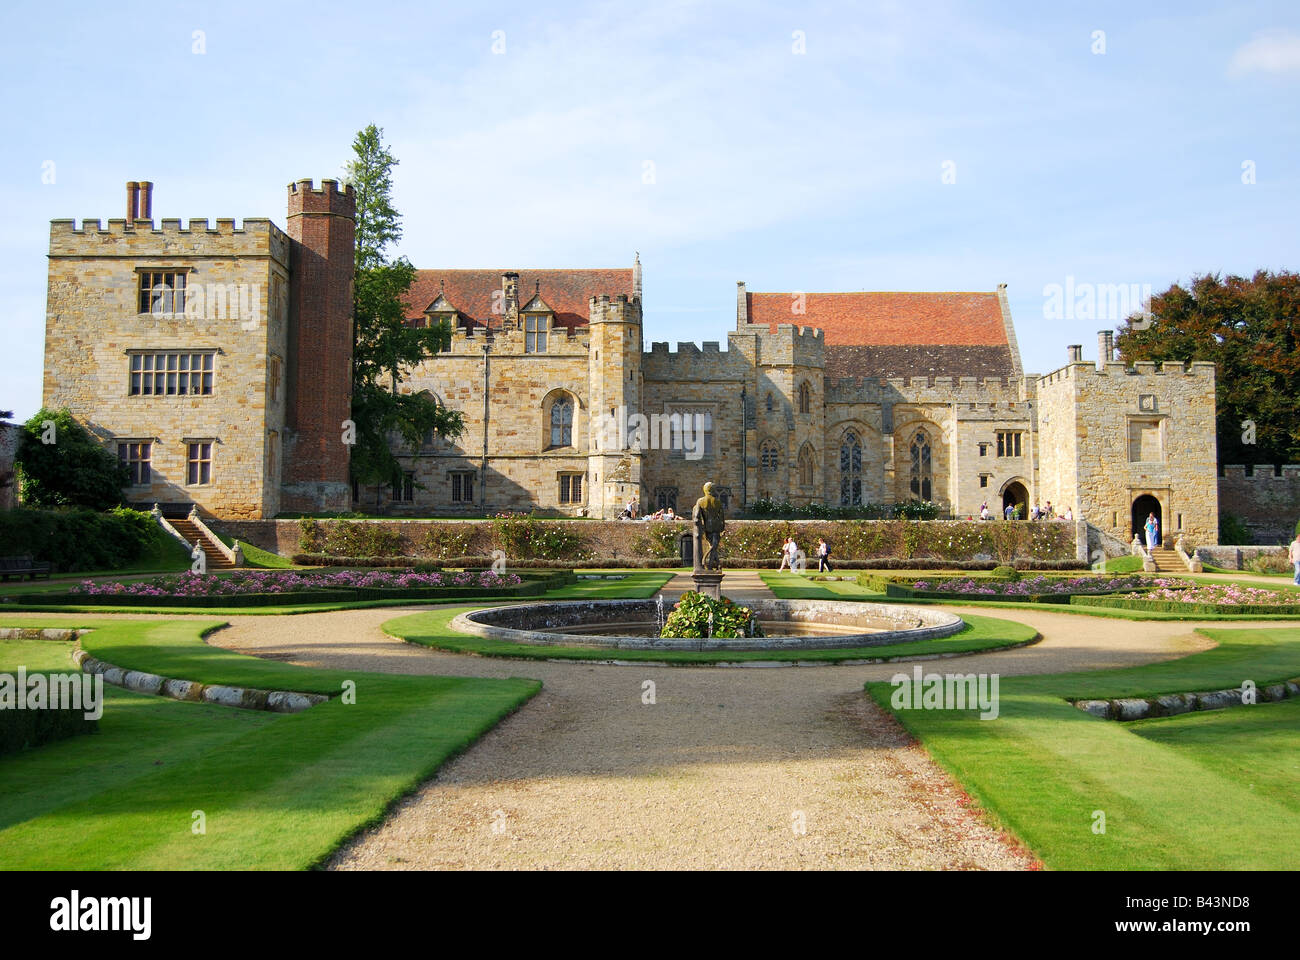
[549,396,574,448]
[909,430,932,501]
[760,440,780,473]
[839,430,862,505]
[798,381,811,414]
[798,444,816,488]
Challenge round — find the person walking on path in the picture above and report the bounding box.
[1290,532,1300,585]
[777,537,792,571]
[817,538,833,573]
[1144,513,1159,551]
[1004,502,1015,521]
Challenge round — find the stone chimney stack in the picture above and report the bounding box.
[1097,330,1115,369]
[502,272,519,328]
[736,281,748,326]
[632,252,642,303]
[1068,344,1083,363]
[139,181,153,219]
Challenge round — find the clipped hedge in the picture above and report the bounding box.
[284,517,1079,566]
[0,684,99,756]
[1070,596,1300,616]
[0,507,168,572]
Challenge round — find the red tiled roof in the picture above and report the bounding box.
[747,291,1008,347]
[405,269,634,332]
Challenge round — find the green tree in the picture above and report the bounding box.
[15,408,129,510]
[1114,271,1300,466]
[344,124,463,489]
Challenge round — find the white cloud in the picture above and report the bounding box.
[1229,29,1300,75]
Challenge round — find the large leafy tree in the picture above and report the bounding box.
[15,408,129,510]
[1115,270,1300,467]
[345,124,463,489]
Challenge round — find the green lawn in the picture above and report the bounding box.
[0,620,539,870]
[866,626,1300,869]
[385,605,1039,664]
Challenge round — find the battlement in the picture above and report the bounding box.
[1039,359,1216,383]
[48,217,282,259]
[287,179,355,218]
[50,217,275,236]
[1220,464,1300,480]
[588,294,642,324]
[825,374,1028,404]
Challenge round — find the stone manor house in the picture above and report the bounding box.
[41,179,1227,547]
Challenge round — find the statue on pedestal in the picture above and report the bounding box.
[692,481,725,572]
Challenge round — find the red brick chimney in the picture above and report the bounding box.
[126,181,139,220]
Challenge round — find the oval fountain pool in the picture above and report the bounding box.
[449,599,964,652]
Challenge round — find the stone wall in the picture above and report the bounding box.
[45,217,287,520]
[0,422,17,509]
[1218,465,1300,544]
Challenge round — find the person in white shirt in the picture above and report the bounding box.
[1290,534,1300,585]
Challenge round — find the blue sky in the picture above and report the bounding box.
[2,0,1298,421]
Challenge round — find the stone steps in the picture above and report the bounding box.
[171,519,236,569]
[1147,547,1186,573]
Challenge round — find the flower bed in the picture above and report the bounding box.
[1071,583,1300,616]
[883,574,1191,603]
[69,569,521,597]
[10,569,559,608]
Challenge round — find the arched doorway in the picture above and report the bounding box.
[1132,495,1162,545]
[1001,480,1028,519]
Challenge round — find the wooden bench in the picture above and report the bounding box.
[0,555,52,581]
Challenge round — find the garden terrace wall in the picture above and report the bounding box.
[219,518,1082,566]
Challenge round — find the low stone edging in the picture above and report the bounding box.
[70,648,328,713]
[0,627,85,642]
[1073,678,1300,721]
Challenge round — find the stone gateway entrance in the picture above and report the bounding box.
[1131,494,1162,544]
[1001,480,1028,519]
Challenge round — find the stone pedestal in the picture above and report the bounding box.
[691,571,724,600]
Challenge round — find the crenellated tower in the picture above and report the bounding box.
[587,293,643,517]
[281,179,355,513]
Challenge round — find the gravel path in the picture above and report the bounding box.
[5,600,1290,870]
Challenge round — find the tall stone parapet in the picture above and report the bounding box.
[281,179,356,513]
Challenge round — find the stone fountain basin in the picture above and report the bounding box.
[449,599,964,652]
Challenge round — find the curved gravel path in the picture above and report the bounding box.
[5,602,1289,870]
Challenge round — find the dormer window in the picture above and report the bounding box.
[525,314,549,352]
[521,286,553,352]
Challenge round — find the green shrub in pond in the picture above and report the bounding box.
[660,591,763,639]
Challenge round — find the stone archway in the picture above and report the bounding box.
[1001,480,1028,519]
[1132,494,1162,545]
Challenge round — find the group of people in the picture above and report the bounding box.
[977,501,1073,522]
[776,536,834,572]
[617,499,677,522]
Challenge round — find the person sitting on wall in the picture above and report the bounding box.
[663,507,676,521]
[980,502,990,521]
[627,497,639,519]
[1044,500,1054,519]
[1029,503,1040,521]
[1064,507,1074,522]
